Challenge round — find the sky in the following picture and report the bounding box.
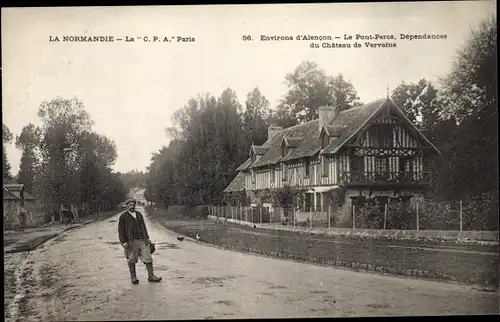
[2,1,496,175]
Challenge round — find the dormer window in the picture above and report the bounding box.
[322,155,329,177]
[321,131,330,149]
[282,146,288,157]
[251,154,256,163]
[304,160,311,177]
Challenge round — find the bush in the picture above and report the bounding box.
[336,202,353,228]
[355,203,384,229]
[418,200,459,230]
[191,205,209,219]
[386,200,415,230]
[462,192,499,231]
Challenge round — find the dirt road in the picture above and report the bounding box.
[6,206,498,321]
[149,209,499,288]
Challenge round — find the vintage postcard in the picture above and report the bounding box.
[2,2,498,320]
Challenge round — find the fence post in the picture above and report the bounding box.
[294,207,296,227]
[459,200,463,231]
[328,205,331,229]
[260,206,262,224]
[416,201,419,231]
[352,204,356,229]
[384,203,388,230]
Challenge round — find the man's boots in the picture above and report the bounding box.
[128,262,139,284]
[145,263,162,282]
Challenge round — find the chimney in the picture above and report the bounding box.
[267,124,283,140]
[318,105,336,131]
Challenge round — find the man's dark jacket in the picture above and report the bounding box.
[118,211,150,244]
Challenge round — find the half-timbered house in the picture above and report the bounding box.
[223,98,441,218]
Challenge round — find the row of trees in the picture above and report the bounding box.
[143,69,365,207]
[119,170,147,191]
[3,97,128,217]
[145,17,496,213]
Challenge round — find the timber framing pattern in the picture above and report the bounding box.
[224,98,441,205]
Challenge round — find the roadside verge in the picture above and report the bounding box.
[4,211,118,254]
[207,216,499,245]
[147,207,499,291]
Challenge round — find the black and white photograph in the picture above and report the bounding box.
[2,1,498,320]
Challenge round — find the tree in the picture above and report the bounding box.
[438,16,497,124]
[37,97,93,206]
[15,123,41,192]
[3,123,13,180]
[276,61,362,124]
[328,74,363,111]
[391,79,440,133]
[146,88,249,207]
[428,16,497,205]
[31,96,126,215]
[120,170,147,191]
[243,88,271,146]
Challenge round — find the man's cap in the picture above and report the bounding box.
[124,198,136,205]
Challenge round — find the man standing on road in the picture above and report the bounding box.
[118,198,162,284]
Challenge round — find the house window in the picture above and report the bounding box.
[350,155,363,173]
[251,169,256,183]
[322,156,329,176]
[380,124,393,147]
[368,127,378,146]
[304,160,310,177]
[282,164,288,181]
[271,165,275,182]
[375,157,389,173]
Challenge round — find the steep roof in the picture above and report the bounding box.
[236,157,253,171]
[322,125,343,137]
[250,145,267,156]
[248,98,388,168]
[322,98,441,155]
[321,98,387,153]
[223,171,246,193]
[236,97,440,173]
[3,183,36,200]
[4,184,24,191]
[3,186,21,200]
[249,120,319,168]
[282,136,303,148]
